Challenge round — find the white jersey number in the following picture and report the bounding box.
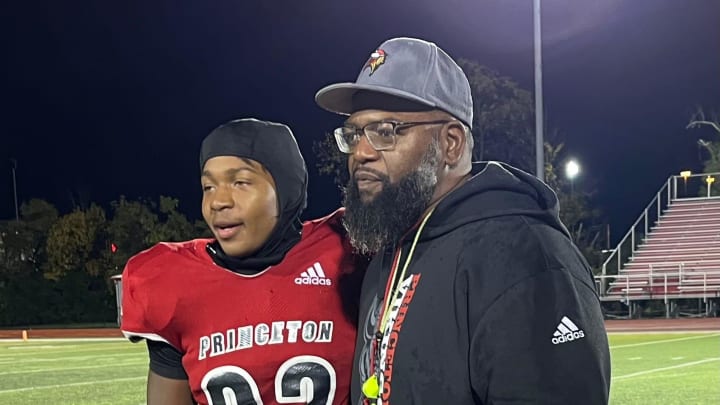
[201,355,336,405]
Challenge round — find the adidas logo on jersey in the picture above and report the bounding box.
[295,262,332,286]
[551,316,585,345]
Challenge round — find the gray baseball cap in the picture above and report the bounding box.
[315,37,473,128]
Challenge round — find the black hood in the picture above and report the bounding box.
[422,161,570,240]
[199,118,308,273]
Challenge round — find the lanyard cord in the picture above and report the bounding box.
[377,206,436,338]
[362,207,437,401]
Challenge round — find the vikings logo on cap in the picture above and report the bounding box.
[364,49,386,75]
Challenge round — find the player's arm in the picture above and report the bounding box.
[121,252,194,404]
[148,371,195,405]
[146,340,195,405]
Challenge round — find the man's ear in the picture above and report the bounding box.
[442,122,467,167]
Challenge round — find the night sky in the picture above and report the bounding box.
[2,0,720,244]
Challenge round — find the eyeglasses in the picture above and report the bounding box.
[333,120,452,154]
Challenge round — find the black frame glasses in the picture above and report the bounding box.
[333,120,453,153]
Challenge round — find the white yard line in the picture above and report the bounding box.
[0,350,140,365]
[0,337,126,343]
[1,345,82,350]
[0,344,140,360]
[607,330,720,335]
[0,342,129,355]
[0,361,146,376]
[0,355,140,366]
[613,358,720,381]
[0,376,146,394]
[610,333,720,349]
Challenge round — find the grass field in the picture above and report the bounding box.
[0,333,718,404]
[609,332,720,404]
[0,339,146,404]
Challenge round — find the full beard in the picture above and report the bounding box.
[342,139,440,255]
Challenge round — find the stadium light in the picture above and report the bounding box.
[565,159,580,195]
[565,160,580,180]
[680,170,692,196]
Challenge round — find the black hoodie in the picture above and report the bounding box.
[351,162,611,404]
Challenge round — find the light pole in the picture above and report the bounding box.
[680,170,692,197]
[707,175,716,198]
[565,159,580,195]
[533,0,545,182]
[10,158,19,221]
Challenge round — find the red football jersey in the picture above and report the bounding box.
[121,209,360,405]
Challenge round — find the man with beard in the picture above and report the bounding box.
[314,37,611,404]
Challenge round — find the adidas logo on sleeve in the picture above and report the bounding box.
[551,316,585,345]
[295,262,332,286]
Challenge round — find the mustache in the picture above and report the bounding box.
[352,167,388,181]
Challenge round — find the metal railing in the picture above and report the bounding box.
[599,172,720,293]
[595,269,720,303]
[600,177,672,286]
[673,171,720,199]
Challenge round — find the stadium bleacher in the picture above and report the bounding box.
[597,173,720,318]
[605,198,720,300]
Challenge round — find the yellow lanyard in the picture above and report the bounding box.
[377,206,435,335]
[363,207,435,401]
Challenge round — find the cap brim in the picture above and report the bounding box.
[315,82,437,116]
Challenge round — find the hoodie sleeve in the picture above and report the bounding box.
[461,229,611,404]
